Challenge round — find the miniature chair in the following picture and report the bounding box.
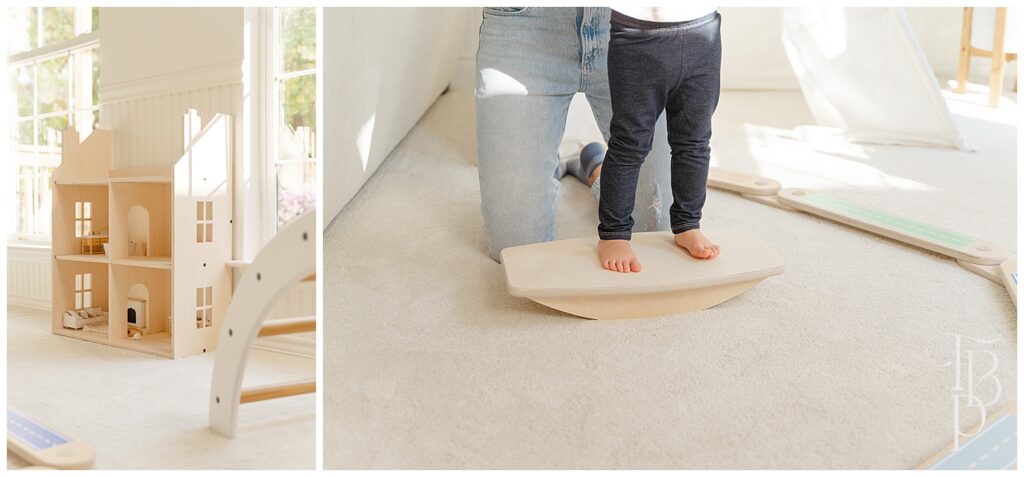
[209,210,315,437]
[957,7,1018,107]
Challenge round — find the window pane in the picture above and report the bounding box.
[278,73,316,229]
[279,7,316,73]
[196,287,203,306]
[41,7,75,46]
[83,291,92,308]
[91,7,99,32]
[38,115,67,163]
[75,273,82,290]
[91,48,100,107]
[280,74,316,137]
[37,168,53,236]
[205,286,213,304]
[37,55,69,114]
[83,272,91,289]
[75,292,82,309]
[17,120,34,148]
[75,201,81,219]
[12,64,34,117]
[205,201,213,220]
[13,166,34,236]
[7,8,38,54]
[83,201,91,219]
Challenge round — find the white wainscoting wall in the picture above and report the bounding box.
[254,281,316,358]
[7,245,52,311]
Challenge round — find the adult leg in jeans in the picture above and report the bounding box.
[476,8,584,261]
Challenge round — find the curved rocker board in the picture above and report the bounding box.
[501,230,784,320]
[778,189,1008,265]
[957,259,1003,284]
[209,210,315,438]
[7,409,94,470]
[707,167,781,196]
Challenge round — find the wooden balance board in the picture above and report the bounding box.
[778,189,1009,266]
[501,230,784,320]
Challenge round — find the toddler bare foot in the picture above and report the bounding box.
[597,239,641,273]
[674,229,720,260]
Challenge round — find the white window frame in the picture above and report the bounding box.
[7,7,100,246]
[243,7,320,258]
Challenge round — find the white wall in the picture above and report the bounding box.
[324,7,468,226]
[100,8,243,88]
[460,7,1012,91]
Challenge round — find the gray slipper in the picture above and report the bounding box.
[565,142,605,185]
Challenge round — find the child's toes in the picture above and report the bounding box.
[629,259,641,272]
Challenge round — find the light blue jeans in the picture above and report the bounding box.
[475,7,671,261]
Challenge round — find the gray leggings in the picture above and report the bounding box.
[597,11,722,240]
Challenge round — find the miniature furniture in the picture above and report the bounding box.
[501,230,785,320]
[209,210,315,437]
[957,7,1017,107]
[7,409,95,470]
[80,234,108,255]
[51,110,232,358]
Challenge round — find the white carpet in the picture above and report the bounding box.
[324,81,1016,469]
[7,306,315,470]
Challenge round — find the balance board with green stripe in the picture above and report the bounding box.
[778,189,1008,265]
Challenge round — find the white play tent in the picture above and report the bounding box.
[781,7,968,150]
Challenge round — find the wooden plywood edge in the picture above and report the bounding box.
[531,279,763,320]
[707,167,781,196]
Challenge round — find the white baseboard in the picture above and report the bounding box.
[7,296,50,312]
[254,334,315,359]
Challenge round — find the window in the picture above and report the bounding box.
[74,200,91,237]
[74,272,92,310]
[272,7,317,230]
[7,7,100,243]
[195,286,213,329]
[195,201,213,243]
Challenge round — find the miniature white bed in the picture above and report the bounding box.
[209,210,316,438]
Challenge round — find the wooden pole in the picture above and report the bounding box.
[956,7,973,94]
[239,379,316,404]
[258,316,316,337]
[989,7,1008,107]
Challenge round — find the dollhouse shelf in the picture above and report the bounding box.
[56,254,172,269]
[51,112,232,359]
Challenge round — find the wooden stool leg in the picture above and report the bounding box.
[957,7,973,94]
[989,7,1008,107]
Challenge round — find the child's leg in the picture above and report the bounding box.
[597,20,674,272]
[664,13,722,259]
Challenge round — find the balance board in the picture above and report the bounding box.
[7,409,94,470]
[778,189,1008,265]
[501,230,784,320]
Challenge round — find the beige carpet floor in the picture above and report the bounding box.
[7,306,315,469]
[324,80,1016,469]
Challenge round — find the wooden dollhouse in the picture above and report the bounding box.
[51,110,232,359]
